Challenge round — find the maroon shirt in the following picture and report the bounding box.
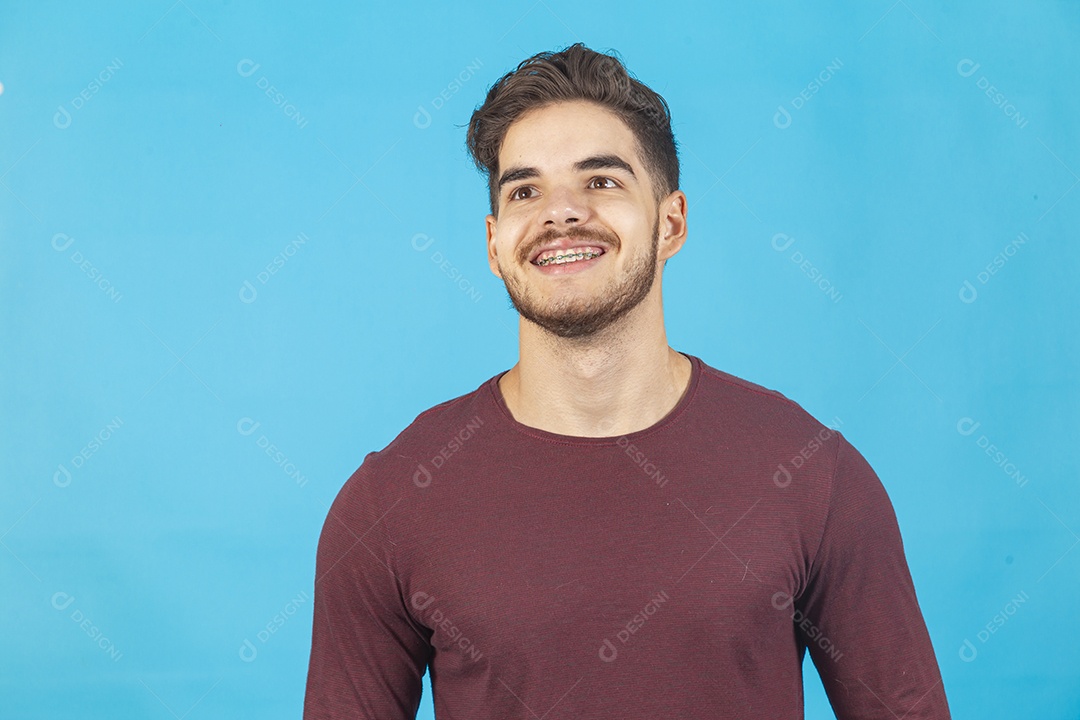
[303,352,951,718]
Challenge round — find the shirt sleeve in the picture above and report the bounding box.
[303,457,431,719]
[795,432,951,719]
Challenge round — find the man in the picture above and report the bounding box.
[303,43,951,719]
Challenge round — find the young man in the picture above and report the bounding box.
[303,43,951,719]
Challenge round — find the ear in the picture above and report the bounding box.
[657,190,688,262]
[485,213,503,278]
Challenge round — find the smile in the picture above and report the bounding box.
[534,247,606,266]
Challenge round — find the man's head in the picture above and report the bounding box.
[466,43,680,218]
[465,44,687,340]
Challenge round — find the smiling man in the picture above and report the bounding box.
[483,96,690,436]
[303,43,951,719]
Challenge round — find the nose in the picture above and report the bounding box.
[540,183,591,228]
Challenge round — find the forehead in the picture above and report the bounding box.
[499,100,640,168]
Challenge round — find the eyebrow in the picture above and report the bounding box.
[497,154,637,195]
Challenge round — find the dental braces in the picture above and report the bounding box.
[536,250,602,267]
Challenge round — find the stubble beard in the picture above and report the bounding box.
[499,212,660,340]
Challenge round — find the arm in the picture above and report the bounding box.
[303,457,431,719]
[795,433,951,719]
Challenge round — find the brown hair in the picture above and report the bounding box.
[465,42,679,217]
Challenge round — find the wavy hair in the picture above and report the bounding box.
[465,42,679,217]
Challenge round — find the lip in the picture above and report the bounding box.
[528,238,611,265]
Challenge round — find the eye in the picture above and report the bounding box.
[588,176,619,189]
[508,186,536,201]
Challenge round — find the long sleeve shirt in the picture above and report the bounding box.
[302,351,951,718]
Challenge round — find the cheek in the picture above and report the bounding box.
[597,196,649,225]
[599,207,652,247]
[494,233,523,265]
[498,218,532,250]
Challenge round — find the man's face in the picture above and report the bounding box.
[485,100,669,339]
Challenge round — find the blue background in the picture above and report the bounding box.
[2,1,1078,717]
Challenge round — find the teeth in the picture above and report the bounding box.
[536,249,604,266]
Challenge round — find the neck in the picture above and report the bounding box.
[498,297,692,438]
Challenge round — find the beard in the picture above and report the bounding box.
[498,212,660,339]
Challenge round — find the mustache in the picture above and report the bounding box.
[520,226,619,263]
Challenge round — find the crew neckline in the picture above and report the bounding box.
[485,351,702,446]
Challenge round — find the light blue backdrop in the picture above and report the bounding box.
[2,1,1077,718]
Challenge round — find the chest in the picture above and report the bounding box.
[398,466,808,672]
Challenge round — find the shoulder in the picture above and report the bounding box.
[694,357,840,449]
[342,373,494,488]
